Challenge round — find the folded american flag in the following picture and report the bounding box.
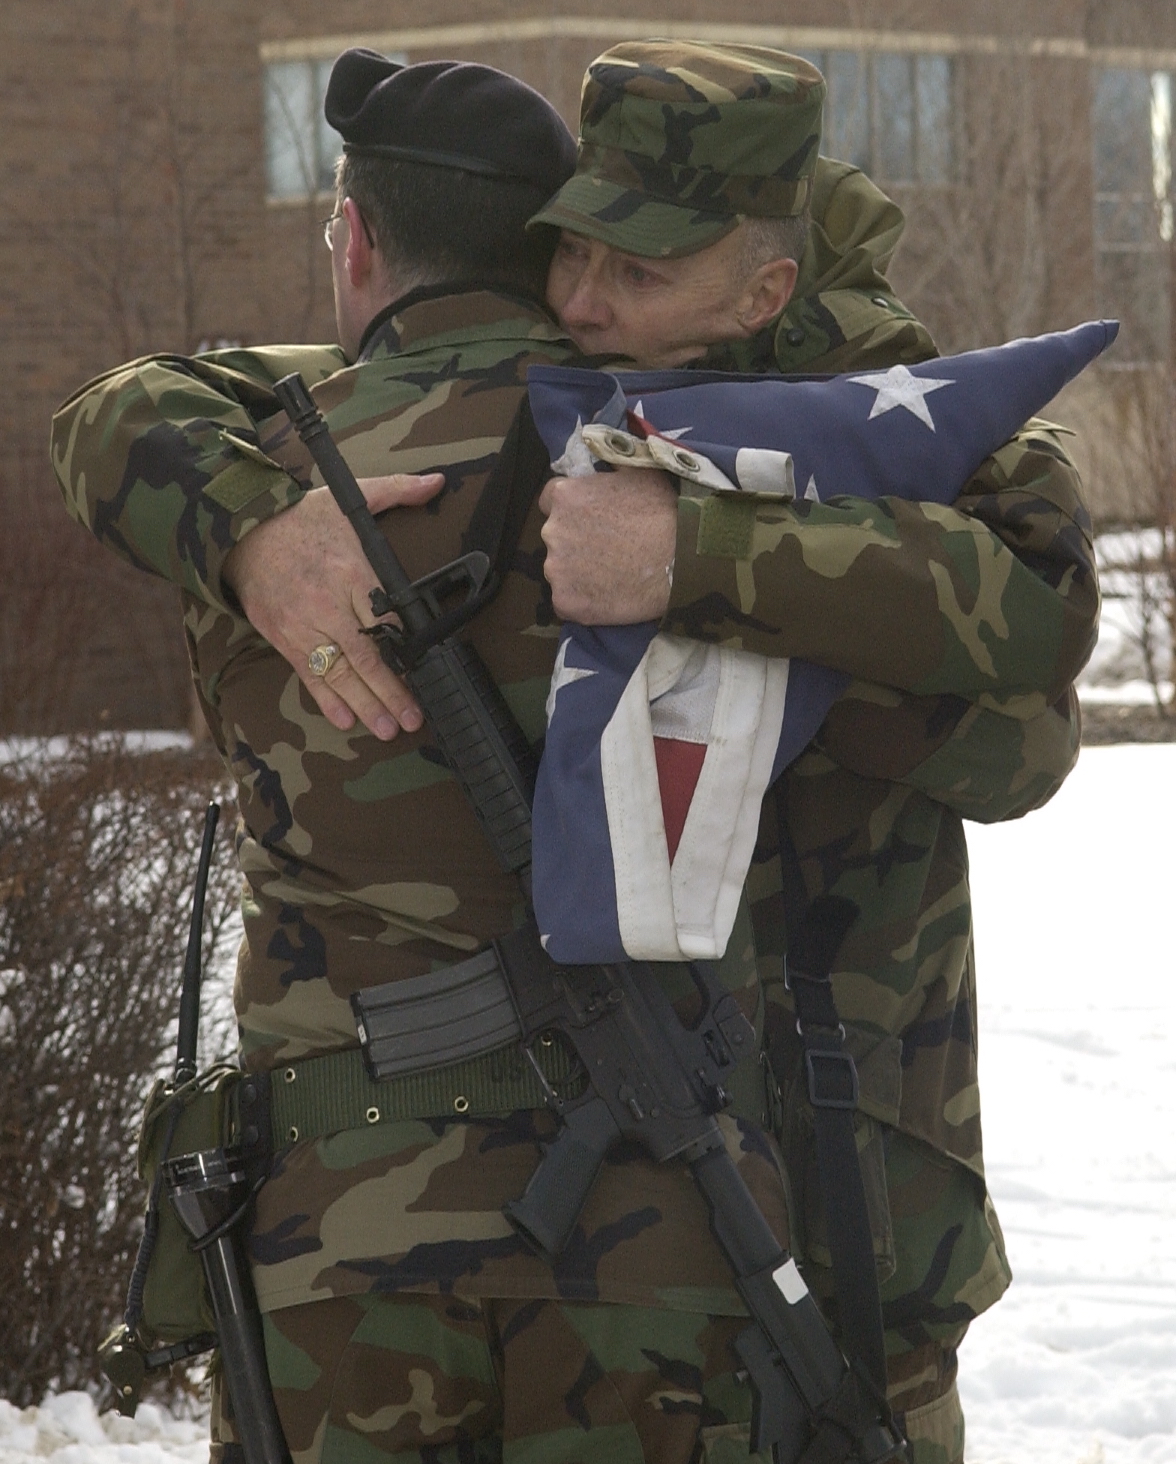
[527,321,1117,963]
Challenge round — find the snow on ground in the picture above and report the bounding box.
[3,744,1171,1462]
[961,743,1176,1464]
[1079,528,1173,706]
[0,1394,207,1464]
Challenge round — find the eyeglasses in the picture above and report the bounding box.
[320,205,376,252]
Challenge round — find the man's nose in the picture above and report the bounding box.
[559,264,613,330]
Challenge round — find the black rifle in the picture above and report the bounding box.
[274,373,904,1464]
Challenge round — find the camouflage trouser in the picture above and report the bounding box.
[210,1295,964,1464]
[210,1112,987,1463]
[888,1333,966,1464]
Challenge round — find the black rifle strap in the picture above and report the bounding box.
[461,394,551,585]
[356,393,552,669]
[461,354,620,587]
[772,789,890,1403]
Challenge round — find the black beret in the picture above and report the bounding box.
[325,50,577,198]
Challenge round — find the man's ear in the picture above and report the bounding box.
[342,196,374,289]
[737,257,799,332]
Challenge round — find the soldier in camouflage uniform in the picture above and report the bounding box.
[531,44,1098,1464]
[49,42,1097,1464]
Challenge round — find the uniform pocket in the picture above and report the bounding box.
[136,1063,240,1345]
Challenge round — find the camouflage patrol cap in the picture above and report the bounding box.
[530,41,825,258]
[325,50,576,198]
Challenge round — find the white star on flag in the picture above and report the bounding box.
[847,364,955,431]
[546,637,597,724]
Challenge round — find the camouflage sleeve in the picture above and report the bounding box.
[189,342,347,384]
[812,680,1080,823]
[49,345,343,609]
[664,420,1099,704]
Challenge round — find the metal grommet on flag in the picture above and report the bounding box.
[453,1095,470,1113]
[365,1106,380,1124]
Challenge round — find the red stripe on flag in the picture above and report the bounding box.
[653,737,707,862]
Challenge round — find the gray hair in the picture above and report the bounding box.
[736,212,810,277]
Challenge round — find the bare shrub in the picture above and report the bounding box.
[1083,366,1176,714]
[891,51,1091,354]
[0,736,240,1407]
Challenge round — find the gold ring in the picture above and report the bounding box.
[307,642,341,676]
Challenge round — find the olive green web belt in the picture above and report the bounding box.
[266,1037,580,1148]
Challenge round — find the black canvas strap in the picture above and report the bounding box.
[356,392,553,669]
[461,353,622,588]
[461,393,550,582]
[772,792,890,1403]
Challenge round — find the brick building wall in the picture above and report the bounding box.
[2,0,1173,730]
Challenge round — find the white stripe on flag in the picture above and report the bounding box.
[600,636,681,959]
[600,634,790,962]
[672,646,789,959]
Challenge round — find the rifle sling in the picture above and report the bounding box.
[461,393,551,589]
[772,788,890,1402]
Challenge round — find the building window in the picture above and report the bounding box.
[802,49,955,185]
[1093,68,1173,362]
[263,53,407,200]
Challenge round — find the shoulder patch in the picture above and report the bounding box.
[221,429,286,468]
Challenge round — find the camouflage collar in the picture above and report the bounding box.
[359,286,569,363]
[700,160,938,375]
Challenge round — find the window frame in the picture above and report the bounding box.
[802,45,959,187]
[262,51,407,204]
[1093,66,1175,364]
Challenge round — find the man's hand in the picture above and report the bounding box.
[538,468,678,623]
[223,473,445,739]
